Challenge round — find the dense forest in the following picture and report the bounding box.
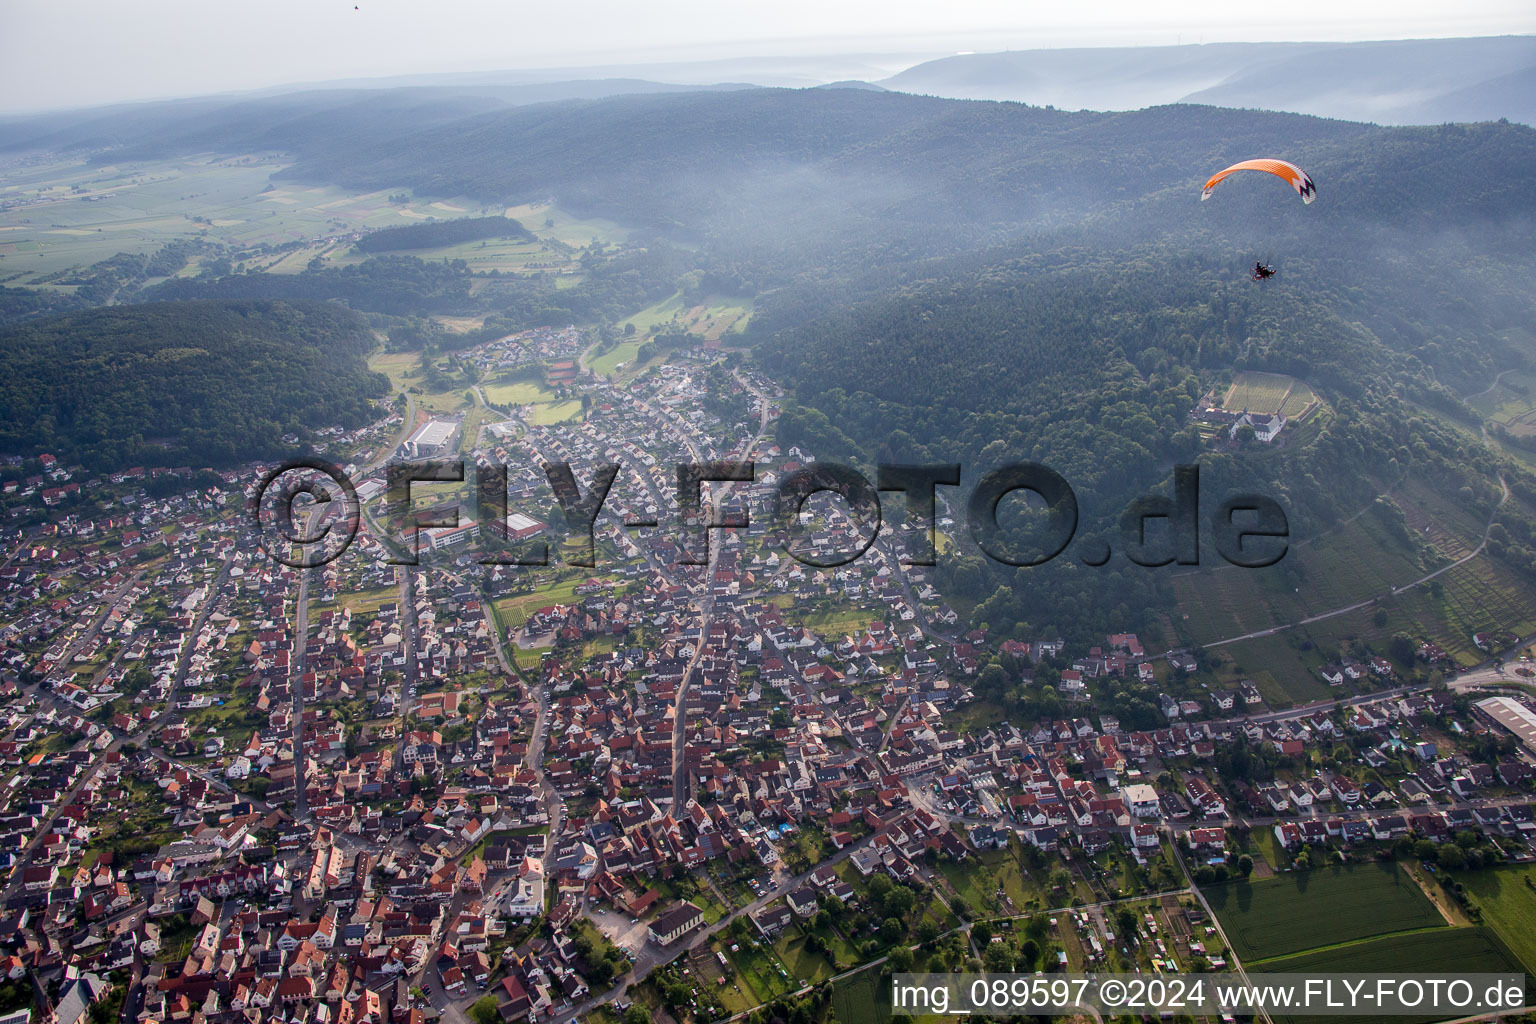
[0,300,387,470]
[755,241,1519,642]
[353,214,533,252]
[0,285,88,327]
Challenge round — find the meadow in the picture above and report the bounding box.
[617,290,753,343]
[1450,865,1536,972]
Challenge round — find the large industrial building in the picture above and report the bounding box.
[399,418,457,459]
[1474,695,1536,753]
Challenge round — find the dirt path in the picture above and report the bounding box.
[1402,861,1472,927]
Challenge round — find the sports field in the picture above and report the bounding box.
[1202,862,1443,963]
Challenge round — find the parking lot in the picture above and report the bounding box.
[589,905,653,955]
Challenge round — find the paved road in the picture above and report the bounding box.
[1169,839,1274,1024]
[670,375,773,808]
[291,535,318,820]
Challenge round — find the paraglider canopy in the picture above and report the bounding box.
[1202,159,1316,204]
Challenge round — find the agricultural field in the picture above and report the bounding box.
[503,200,630,248]
[0,155,499,283]
[492,578,583,629]
[1202,862,1443,963]
[1449,866,1536,972]
[1173,503,1427,646]
[829,970,891,1024]
[0,154,637,290]
[1259,927,1527,1024]
[368,351,474,416]
[1209,545,1536,705]
[1170,466,1529,705]
[329,234,564,276]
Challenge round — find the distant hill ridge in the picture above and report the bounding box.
[879,36,1536,126]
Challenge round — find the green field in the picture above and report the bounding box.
[1203,863,1443,963]
[1468,360,1536,438]
[534,399,583,425]
[333,235,559,276]
[503,201,629,247]
[0,157,632,289]
[586,340,642,378]
[493,579,582,628]
[1170,464,1532,705]
[1452,866,1536,972]
[482,379,555,406]
[1175,507,1429,648]
[368,351,474,416]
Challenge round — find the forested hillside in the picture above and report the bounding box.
[0,300,387,470]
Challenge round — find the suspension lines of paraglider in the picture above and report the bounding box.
[1199,158,1316,282]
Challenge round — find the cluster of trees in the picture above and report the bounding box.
[150,254,477,316]
[568,924,627,986]
[0,299,387,470]
[0,284,88,326]
[0,242,204,326]
[55,241,199,302]
[142,236,689,336]
[354,215,532,252]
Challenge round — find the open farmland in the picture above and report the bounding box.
[1203,862,1443,962]
[0,155,497,282]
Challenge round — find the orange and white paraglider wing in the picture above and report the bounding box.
[1201,158,1316,204]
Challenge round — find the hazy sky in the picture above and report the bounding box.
[3,0,1534,115]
